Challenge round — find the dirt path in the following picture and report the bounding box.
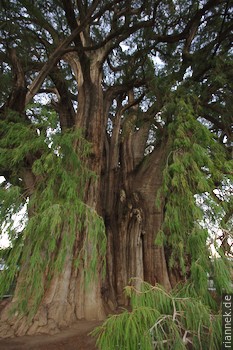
[0,320,101,350]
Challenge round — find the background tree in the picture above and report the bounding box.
[0,0,232,343]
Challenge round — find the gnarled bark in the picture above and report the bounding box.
[0,51,173,339]
[103,135,171,309]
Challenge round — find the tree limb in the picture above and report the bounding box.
[25,0,100,105]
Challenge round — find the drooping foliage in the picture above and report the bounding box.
[93,280,222,350]
[0,0,232,344]
[0,110,106,315]
[94,95,232,349]
[155,98,232,300]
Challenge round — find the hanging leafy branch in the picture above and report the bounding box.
[93,279,222,350]
[0,112,106,315]
[154,98,232,297]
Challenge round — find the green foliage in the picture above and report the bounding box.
[0,0,232,337]
[156,98,232,299]
[93,280,221,350]
[0,115,106,316]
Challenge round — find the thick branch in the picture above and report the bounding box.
[25,0,100,105]
[104,79,146,104]
[49,69,76,129]
[4,49,27,113]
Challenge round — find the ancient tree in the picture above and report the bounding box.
[0,0,232,344]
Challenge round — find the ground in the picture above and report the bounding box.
[0,320,100,350]
[0,300,100,350]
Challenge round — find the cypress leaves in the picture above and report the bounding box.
[93,280,222,350]
[0,112,106,316]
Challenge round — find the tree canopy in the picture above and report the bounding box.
[0,0,232,347]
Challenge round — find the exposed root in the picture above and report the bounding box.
[0,300,73,338]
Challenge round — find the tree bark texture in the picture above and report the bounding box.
[0,51,172,337]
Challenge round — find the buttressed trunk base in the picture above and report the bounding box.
[0,53,173,339]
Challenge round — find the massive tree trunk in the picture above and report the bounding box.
[0,50,172,338]
[0,1,231,346]
[103,129,171,308]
